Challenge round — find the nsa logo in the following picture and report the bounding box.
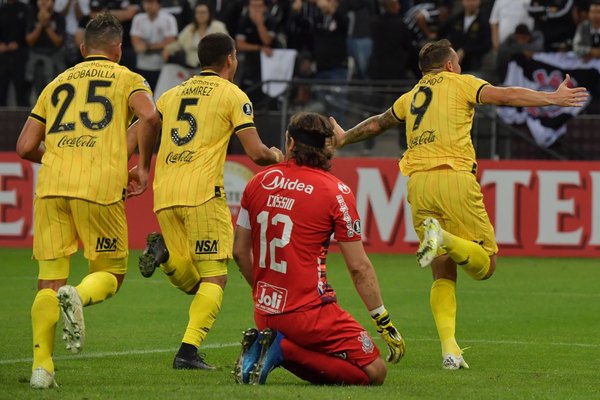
[195,239,218,254]
[96,237,117,252]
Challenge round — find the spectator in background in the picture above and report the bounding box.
[403,0,453,45]
[206,0,244,37]
[54,0,89,66]
[496,23,544,80]
[489,0,533,50]
[287,0,320,54]
[131,0,178,89]
[162,1,228,68]
[106,0,140,69]
[439,0,491,73]
[236,0,277,106]
[528,0,576,51]
[75,0,106,48]
[26,0,66,97]
[0,0,31,107]
[573,0,600,60]
[159,0,192,32]
[346,0,377,79]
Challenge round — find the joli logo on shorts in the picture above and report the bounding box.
[255,281,287,314]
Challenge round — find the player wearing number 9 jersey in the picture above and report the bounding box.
[330,39,588,370]
[137,32,282,370]
[232,112,405,386]
[16,12,160,389]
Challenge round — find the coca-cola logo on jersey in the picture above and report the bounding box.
[165,150,196,164]
[260,169,314,194]
[57,135,98,148]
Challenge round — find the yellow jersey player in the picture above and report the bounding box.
[16,13,160,389]
[331,39,588,370]
[138,32,282,370]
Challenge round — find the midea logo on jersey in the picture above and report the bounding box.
[260,169,314,194]
[337,182,351,194]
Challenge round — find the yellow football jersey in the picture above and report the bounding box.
[30,55,152,204]
[153,71,255,212]
[392,72,489,176]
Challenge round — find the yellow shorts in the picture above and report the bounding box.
[156,196,233,266]
[33,196,128,261]
[407,168,498,256]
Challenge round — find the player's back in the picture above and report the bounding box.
[154,72,255,211]
[241,162,362,315]
[32,56,149,204]
[394,71,489,175]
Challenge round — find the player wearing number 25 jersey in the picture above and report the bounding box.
[16,13,160,389]
[331,39,588,370]
[138,33,281,370]
[233,112,405,386]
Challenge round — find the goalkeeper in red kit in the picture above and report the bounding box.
[232,112,405,385]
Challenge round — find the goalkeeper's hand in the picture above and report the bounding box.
[372,310,406,363]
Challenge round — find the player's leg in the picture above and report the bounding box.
[173,198,230,369]
[30,197,78,388]
[142,208,200,289]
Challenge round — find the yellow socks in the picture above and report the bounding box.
[162,253,200,293]
[76,271,118,306]
[182,282,224,348]
[430,279,461,356]
[31,288,59,372]
[442,230,490,280]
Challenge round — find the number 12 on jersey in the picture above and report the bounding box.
[256,211,292,274]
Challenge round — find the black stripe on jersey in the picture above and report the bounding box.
[130,88,150,97]
[234,122,255,134]
[199,71,219,77]
[30,113,46,124]
[476,83,490,104]
[84,56,110,62]
[390,106,403,122]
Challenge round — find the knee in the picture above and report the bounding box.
[431,255,457,281]
[482,256,497,280]
[364,357,387,385]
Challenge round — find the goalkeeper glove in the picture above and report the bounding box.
[372,309,406,363]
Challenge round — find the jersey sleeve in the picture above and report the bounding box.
[230,87,256,134]
[391,92,409,122]
[331,182,362,242]
[459,74,490,105]
[30,85,50,125]
[129,71,153,98]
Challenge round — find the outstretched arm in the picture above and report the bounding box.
[236,127,282,166]
[330,108,400,148]
[480,74,589,107]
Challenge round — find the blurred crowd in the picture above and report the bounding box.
[1,0,598,108]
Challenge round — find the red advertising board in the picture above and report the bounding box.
[1,152,599,257]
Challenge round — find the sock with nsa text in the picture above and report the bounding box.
[180,282,223,355]
[280,339,369,385]
[31,288,60,372]
[430,278,462,357]
[442,230,490,280]
[76,271,118,306]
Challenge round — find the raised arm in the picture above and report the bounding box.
[330,108,401,148]
[480,74,589,107]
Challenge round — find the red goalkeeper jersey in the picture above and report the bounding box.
[237,160,363,316]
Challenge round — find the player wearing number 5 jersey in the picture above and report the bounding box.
[138,32,282,370]
[16,12,160,389]
[232,112,405,385]
[331,39,589,370]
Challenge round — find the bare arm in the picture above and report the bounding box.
[126,119,139,159]
[236,127,282,166]
[128,91,160,196]
[233,226,254,286]
[330,108,400,148]
[147,35,176,52]
[491,22,500,49]
[236,36,263,52]
[339,241,384,311]
[110,5,138,22]
[16,118,46,163]
[480,74,589,107]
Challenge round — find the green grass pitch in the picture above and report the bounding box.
[0,248,598,399]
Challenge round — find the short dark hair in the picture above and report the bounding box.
[286,112,334,171]
[418,39,454,73]
[198,32,235,69]
[85,12,123,50]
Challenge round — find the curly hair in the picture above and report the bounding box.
[287,112,335,171]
